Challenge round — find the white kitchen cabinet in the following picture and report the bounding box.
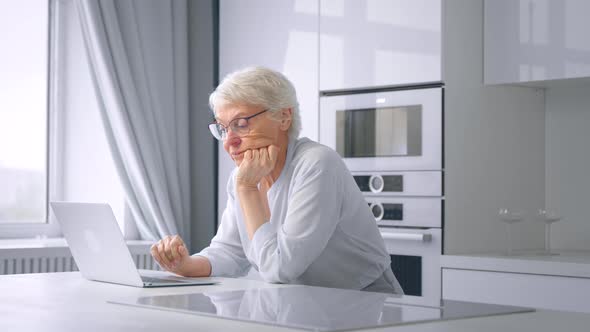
[485,0,590,85]
[319,0,442,91]
[443,268,590,313]
[218,0,319,220]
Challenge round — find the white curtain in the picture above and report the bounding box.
[76,0,190,244]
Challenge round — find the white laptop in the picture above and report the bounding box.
[50,201,217,288]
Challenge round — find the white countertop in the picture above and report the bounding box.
[2,271,590,331]
[442,250,590,278]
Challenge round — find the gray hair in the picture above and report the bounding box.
[209,66,301,141]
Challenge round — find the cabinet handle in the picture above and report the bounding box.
[381,232,432,242]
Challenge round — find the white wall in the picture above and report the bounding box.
[546,84,590,250]
[443,0,546,254]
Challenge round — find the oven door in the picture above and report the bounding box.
[380,227,442,307]
[319,87,442,171]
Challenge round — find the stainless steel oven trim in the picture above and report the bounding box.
[381,232,432,242]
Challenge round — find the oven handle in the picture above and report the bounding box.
[381,232,432,242]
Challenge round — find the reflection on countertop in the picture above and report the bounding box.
[111,285,533,332]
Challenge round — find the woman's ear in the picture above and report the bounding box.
[279,108,292,131]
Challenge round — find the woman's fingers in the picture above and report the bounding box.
[268,145,279,164]
[158,240,168,261]
[151,240,171,270]
[252,149,259,161]
[168,236,178,262]
[150,243,160,264]
[151,245,168,270]
[169,235,187,263]
[163,236,174,261]
[259,147,269,166]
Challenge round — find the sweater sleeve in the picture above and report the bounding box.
[196,178,251,277]
[247,149,344,283]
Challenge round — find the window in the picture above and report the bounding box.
[0,1,52,228]
[0,0,130,239]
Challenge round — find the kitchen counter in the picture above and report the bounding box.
[442,251,590,313]
[441,250,590,278]
[2,271,590,331]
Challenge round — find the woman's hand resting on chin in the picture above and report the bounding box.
[235,145,280,189]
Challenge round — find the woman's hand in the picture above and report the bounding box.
[150,235,190,275]
[236,145,279,189]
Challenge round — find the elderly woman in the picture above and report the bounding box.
[151,67,403,294]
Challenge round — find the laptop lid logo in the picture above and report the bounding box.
[84,230,102,254]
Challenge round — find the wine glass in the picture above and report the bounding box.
[537,209,562,255]
[498,208,525,256]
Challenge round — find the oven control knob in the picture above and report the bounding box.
[370,203,384,221]
[369,175,384,193]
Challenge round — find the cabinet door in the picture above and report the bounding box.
[443,268,590,313]
[218,0,319,220]
[485,0,590,84]
[319,0,442,91]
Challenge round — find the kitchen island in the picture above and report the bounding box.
[1,271,589,331]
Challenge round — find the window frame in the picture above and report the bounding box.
[0,0,62,239]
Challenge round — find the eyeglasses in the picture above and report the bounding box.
[209,109,269,141]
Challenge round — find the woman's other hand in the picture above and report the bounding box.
[236,145,279,188]
[150,235,190,274]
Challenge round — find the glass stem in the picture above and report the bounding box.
[506,222,512,255]
[545,223,552,254]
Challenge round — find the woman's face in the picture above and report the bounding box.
[216,104,287,166]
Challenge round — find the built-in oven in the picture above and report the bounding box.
[319,85,442,172]
[320,84,444,307]
[380,227,442,307]
[365,195,442,307]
